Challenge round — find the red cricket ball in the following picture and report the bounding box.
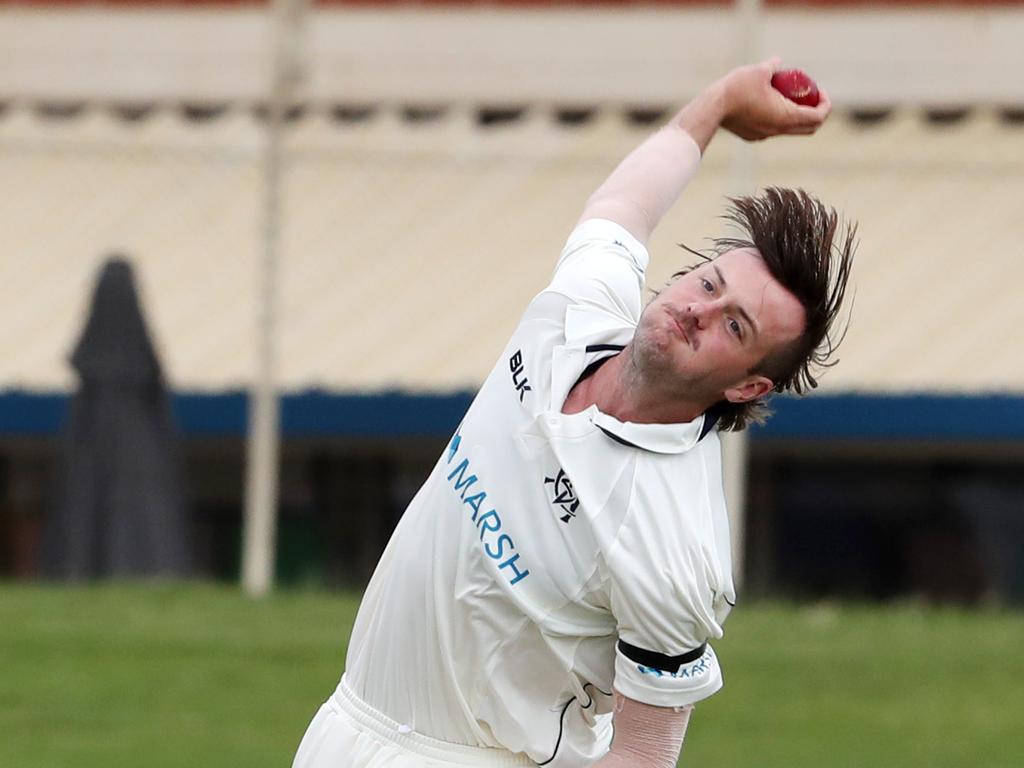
[771,69,820,107]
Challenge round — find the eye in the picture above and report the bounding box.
[728,318,742,338]
[701,278,714,294]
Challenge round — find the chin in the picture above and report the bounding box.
[634,333,689,385]
[632,326,672,367]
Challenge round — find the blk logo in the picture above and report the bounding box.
[509,349,532,402]
[544,468,579,524]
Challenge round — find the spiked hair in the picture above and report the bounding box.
[677,187,857,431]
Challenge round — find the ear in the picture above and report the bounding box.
[723,375,774,404]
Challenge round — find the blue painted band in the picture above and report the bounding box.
[761,393,1024,441]
[0,390,474,439]
[1,390,1022,441]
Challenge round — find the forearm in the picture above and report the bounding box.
[577,59,830,246]
[578,82,727,245]
[593,692,693,768]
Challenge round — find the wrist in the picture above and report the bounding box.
[700,78,731,127]
[672,81,729,154]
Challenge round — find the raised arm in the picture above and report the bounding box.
[578,58,832,245]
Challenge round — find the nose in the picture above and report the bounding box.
[686,300,719,329]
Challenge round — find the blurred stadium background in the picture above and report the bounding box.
[2,0,1022,601]
[2,0,1023,765]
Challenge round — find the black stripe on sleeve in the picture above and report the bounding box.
[617,640,707,673]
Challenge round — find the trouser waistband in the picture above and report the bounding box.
[332,676,535,767]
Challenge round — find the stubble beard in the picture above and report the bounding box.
[629,317,715,406]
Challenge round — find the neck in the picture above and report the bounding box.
[563,349,710,425]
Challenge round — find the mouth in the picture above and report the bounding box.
[669,310,691,347]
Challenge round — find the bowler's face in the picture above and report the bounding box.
[633,248,806,403]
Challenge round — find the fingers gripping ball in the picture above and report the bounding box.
[771,69,820,107]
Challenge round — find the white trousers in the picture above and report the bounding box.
[292,676,536,768]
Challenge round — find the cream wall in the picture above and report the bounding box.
[2,7,1023,106]
[1,104,1021,394]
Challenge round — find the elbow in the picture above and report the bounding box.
[577,194,654,244]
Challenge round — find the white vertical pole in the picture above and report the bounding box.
[241,0,306,598]
[720,429,750,589]
[722,0,763,591]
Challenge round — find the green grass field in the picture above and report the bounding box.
[1,583,1022,768]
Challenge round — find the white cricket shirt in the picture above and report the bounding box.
[344,218,737,768]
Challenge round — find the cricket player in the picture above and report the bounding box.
[294,59,855,768]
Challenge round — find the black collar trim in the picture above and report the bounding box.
[699,410,720,440]
[598,416,718,449]
[597,425,639,449]
[582,343,719,446]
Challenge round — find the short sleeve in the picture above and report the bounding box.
[613,637,723,708]
[542,219,650,321]
[604,461,730,707]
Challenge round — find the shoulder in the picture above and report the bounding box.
[603,441,734,623]
[557,218,650,274]
[631,435,726,522]
[538,219,651,323]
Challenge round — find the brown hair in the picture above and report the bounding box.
[677,187,856,432]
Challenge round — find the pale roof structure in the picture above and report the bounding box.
[1,105,1021,394]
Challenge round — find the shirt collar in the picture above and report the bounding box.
[590,407,709,455]
[551,302,715,455]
